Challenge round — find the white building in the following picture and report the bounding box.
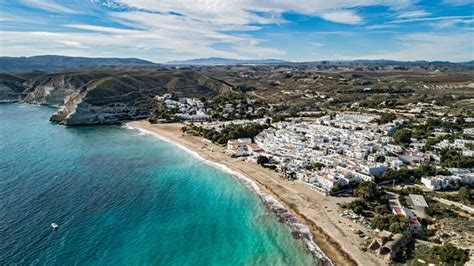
[407,194,428,211]
[463,128,474,136]
[226,138,252,157]
[463,150,474,157]
[385,157,403,170]
[421,176,453,191]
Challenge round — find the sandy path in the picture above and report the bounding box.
[127,121,383,266]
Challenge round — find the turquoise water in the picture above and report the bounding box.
[0,104,315,265]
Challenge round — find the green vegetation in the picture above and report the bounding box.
[341,182,388,215]
[207,94,270,121]
[433,243,470,265]
[402,242,470,265]
[407,117,472,141]
[353,181,382,201]
[392,129,412,146]
[376,164,439,183]
[305,162,325,171]
[376,112,396,124]
[440,148,474,168]
[256,155,269,165]
[343,199,367,215]
[370,214,409,234]
[457,187,473,204]
[183,123,269,145]
[424,199,467,220]
[432,187,473,206]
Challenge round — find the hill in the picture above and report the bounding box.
[0,55,156,73]
[165,57,288,66]
[0,68,232,124]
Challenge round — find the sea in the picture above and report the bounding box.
[0,103,316,265]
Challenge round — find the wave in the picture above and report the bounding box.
[124,123,333,265]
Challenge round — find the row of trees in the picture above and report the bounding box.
[376,164,441,183]
[182,123,269,145]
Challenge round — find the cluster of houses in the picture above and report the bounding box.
[249,114,409,192]
[199,118,269,133]
[223,112,473,194]
[226,138,263,157]
[367,193,429,261]
[219,111,473,263]
[421,172,474,190]
[433,138,474,157]
[154,94,211,121]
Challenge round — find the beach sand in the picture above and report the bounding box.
[127,121,384,266]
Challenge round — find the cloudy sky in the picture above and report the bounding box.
[0,0,473,62]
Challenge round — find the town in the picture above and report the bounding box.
[177,106,473,264]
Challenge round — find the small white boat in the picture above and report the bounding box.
[51,223,59,230]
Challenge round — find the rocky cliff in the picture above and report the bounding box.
[0,73,27,103]
[0,68,232,125]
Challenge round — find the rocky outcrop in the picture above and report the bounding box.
[0,73,26,103]
[2,68,232,125]
[0,84,22,103]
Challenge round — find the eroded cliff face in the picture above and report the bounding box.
[0,84,22,103]
[0,73,27,103]
[1,69,230,125]
[49,86,152,125]
[23,74,88,106]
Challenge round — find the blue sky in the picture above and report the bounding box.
[0,0,473,62]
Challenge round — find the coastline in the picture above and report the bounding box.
[126,121,383,266]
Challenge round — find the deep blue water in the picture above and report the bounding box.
[0,103,314,265]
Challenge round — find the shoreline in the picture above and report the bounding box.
[126,121,383,266]
[124,123,332,265]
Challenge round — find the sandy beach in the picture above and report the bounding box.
[127,121,384,266]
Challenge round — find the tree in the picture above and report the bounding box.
[371,214,408,233]
[305,162,325,171]
[354,181,380,201]
[457,187,472,204]
[345,199,367,215]
[440,148,474,168]
[434,243,470,264]
[392,129,412,146]
[257,156,269,165]
[377,112,397,124]
[375,204,389,214]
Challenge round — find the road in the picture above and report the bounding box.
[432,197,474,214]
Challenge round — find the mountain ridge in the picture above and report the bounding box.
[165,57,289,65]
[0,55,157,73]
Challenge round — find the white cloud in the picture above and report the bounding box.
[390,15,474,24]
[343,32,474,62]
[397,10,429,19]
[57,40,89,48]
[112,0,413,25]
[310,42,325,47]
[8,0,472,62]
[427,18,474,28]
[18,0,77,14]
[365,24,398,30]
[320,11,363,24]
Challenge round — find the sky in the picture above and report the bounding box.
[0,0,473,62]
